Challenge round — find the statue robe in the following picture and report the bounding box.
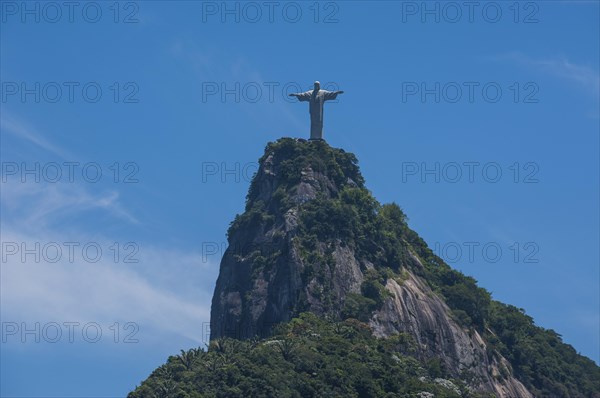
[294,89,340,140]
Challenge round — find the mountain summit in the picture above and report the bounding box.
[131,138,599,398]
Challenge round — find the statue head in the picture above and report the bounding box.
[313,81,320,91]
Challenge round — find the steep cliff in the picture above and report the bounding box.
[131,138,599,398]
[209,138,533,396]
[210,138,366,340]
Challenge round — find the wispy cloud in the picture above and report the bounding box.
[1,113,139,227]
[169,39,218,80]
[1,116,216,347]
[1,115,70,158]
[2,180,139,229]
[1,227,213,344]
[497,52,600,98]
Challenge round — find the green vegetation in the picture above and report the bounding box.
[227,200,274,240]
[228,138,365,240]
[406,236,600,397]
[129,313,480,398]
[137,138,599,397]
[342,269,391,322]
[486,302,599,397]
[246,138,365,208]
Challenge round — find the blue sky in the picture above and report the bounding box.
[1,1,598,396]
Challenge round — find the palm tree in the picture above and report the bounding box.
[176,349,199,370]
[276,337,298,361]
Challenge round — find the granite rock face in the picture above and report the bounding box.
[210,138,533,397]
[211,141,364,340]
[370,268,532,397]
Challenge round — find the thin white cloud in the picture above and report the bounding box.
[1,113,139,227]
[1,228,213,344]
[1,180,215,344]
[1,116,217,347]
[497,52,600,98]
[1,178,216,346]
[1,115,70,158]
[169,39,217,80]
[1,179,139,229]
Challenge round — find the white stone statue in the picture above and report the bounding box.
[289,81,344,140]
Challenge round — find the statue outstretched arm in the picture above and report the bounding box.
[323,90,344,101]
[289,91,312,102]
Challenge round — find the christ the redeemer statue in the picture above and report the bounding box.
[289,81,344,140]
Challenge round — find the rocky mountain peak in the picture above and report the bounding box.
[131,138,599,398]
[210,138,533,396]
